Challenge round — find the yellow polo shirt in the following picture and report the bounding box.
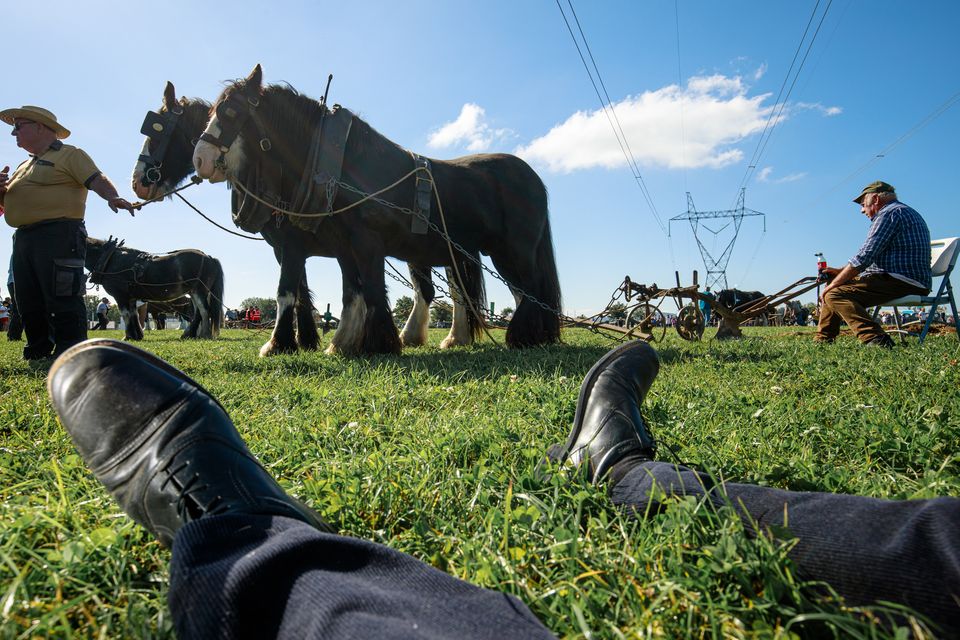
[3,141,101,228]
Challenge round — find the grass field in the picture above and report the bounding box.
[1,326,957,638]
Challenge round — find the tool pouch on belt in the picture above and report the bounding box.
[53,259,86,297]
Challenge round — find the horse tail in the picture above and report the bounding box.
[209,257,225,337]
[506,209,562,348]
[458,252,487,342]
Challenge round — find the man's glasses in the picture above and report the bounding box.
[12,121,36,132]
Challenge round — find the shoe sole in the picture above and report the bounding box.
[47,339,226,413]
[549,340,656,470]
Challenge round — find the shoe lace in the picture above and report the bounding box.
[161,460,231,522]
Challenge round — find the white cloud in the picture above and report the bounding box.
[753,63,768,81]
[796,102,842,117]
[757,166,806,184]
[427,103,512,152]
[516,74,774,174]
[774,172,806,183]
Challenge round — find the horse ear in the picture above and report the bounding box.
[246,64,263,93]
[163,81,177,109]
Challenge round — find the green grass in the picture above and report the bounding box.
[1,326,958,638]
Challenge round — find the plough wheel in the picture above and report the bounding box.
[626,303,666,342]
[676,305,705,341]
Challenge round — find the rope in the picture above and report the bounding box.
[174,193,264,241]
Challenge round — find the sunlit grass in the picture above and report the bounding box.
[1,326,957,637]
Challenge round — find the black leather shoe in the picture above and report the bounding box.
[47,339,332,547]
[546,340,659,484]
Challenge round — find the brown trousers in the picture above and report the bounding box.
[816,273,927,343]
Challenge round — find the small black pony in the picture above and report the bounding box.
[193,64,561,355]
[86,237,224,340]
[133,82,485,356]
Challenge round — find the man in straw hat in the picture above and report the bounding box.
[816,181,931,347]
[0,105,135,360]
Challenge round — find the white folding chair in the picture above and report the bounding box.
[873,237,959,343]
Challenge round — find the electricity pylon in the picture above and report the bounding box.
[668,188,766,291]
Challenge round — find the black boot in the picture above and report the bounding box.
[546,340,659,484]
[47,339,332,547]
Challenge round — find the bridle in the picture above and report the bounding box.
[137,106,187,186]
[199,91,273,162]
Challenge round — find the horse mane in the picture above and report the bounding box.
[229,79,325,143]
[86,237,150,267]
[175,96,212,134]
[226,78,406,163]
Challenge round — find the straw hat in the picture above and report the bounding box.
[0,105,70,139]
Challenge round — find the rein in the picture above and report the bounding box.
[132,175,203,210]
[131,175,263,242]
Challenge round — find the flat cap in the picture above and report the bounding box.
[853,180,895,204]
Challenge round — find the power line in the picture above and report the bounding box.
[810,89,960,207]
[736,0,833,200]
[674,0,688,192]
[555,0,667,235]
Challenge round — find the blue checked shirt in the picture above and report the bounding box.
[849,200,931,291]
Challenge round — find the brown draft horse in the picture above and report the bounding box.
[85,237,223,340]
[133,82,486,356]
[193,64,561,356]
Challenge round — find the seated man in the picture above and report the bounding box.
[817,181,931,347]
[47,340,959,638]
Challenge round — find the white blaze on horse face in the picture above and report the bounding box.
[193,113,228,183]
[131,138,156,200]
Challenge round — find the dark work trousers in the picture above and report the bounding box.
[168,460,959,639]
[93,313,109,330]
[816,273,927,343]
[610,462,960,635]
[11,219,88,359]
[6,281,22,340]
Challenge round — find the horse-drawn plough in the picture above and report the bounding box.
[569,271,820,343]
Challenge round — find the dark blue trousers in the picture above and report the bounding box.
[169,461,960,638]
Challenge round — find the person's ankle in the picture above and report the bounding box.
[605,451,654,489]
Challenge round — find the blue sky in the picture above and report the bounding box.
[3,0,958,316]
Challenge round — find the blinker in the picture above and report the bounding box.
[138,109,183,176]
[141,112,161,137]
